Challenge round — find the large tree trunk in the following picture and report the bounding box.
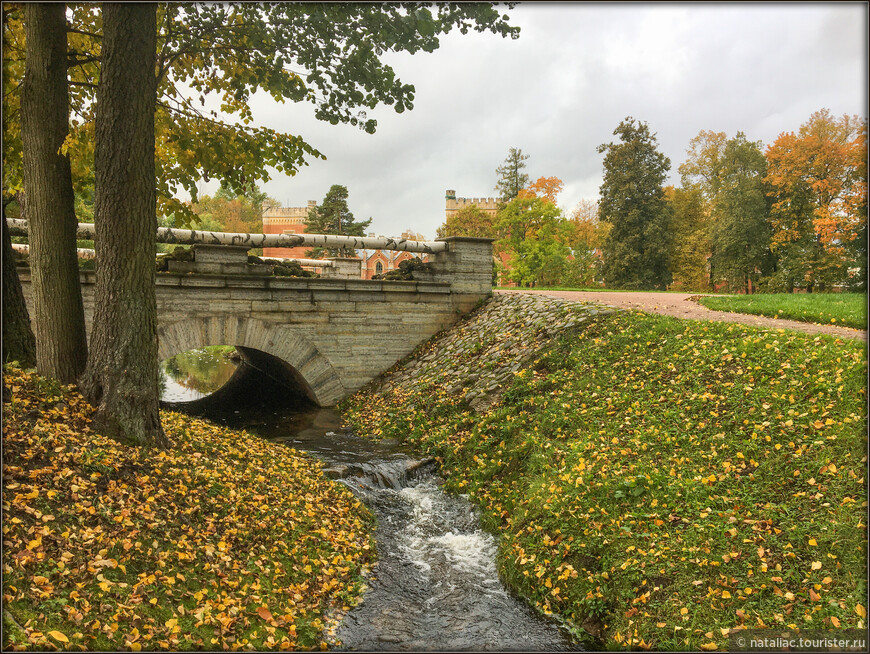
[2,199,36,369]
[79,3,167,448]
[21,3,87,383]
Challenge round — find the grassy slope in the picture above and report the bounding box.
[2,367,375,652]
[697,293,867,330]
[343,311,867,650]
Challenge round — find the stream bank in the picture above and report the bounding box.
[342,293,868,650]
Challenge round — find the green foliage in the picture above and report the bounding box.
[494,147,530,203]
[697,292,867,329]
[304,184,371,257]
[344,308,867,651]
[709,133,774,293]
[495,196,569,287]
[598,117,673,290]
[437,204,497,239]
[667,187,711,291]
[2,4,519,220]
[507,222,571,288]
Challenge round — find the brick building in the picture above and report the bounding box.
[261,202,428,278]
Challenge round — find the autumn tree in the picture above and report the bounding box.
[78,4,168,448]
[304,185,372,258]
[563,199,608,287]
[665,186,711,291]
[437,204,498,239]
[494,147,530,203]
[191,182,278,235]
[3,4,519,224]
[765,109,868,291]
[20,3,88,383]
[6,4,518,441]
[678,130,728,202]
[517,176,564,205]
[598,117,673,290]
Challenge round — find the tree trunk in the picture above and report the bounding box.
[79,3,167,448]
[21,3,87,383]
[2,199,36,369]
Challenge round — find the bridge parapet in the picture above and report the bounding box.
[417,237,494,307]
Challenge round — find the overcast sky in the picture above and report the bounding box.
[200,2,868,240]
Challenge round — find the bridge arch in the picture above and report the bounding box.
[157,316,346,406]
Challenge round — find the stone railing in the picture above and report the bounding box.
[7,219,493,298]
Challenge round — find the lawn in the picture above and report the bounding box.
[2,366,375,651]
[343,310,868,650]
[697,293,867,330]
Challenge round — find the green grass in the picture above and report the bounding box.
[697,293,867,330]
[494,286,686,293]
[343,311,867,650]
[3,366,375,651]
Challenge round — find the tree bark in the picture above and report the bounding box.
[2,199,36,369]
[21,3,88,383]
[79,3,167,448]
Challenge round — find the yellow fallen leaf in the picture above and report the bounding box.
[722,591,732,599]
[700,643,718,651]
[811,561,822,570]
[808,538,817,546]
[856,604,866,618]
[680,607,688,615]
[48,631,68,643]
[831,616,841,627]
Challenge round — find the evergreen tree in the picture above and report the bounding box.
[305,184,372,257]
[710,133,774,293]
[494,147,530,202]
[597,117,672,290]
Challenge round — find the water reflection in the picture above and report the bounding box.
[159,346,239,402]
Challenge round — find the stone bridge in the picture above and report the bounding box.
[16,236,493,406]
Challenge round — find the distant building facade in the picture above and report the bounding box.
[444,189,498,222]
[261,203,428,278]
[262,201,317,259]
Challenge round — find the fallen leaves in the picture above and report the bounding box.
[2,365,375,651]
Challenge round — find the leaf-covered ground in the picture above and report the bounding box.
[343,310,867,650]
[2,366,375,651]
[697,292,867,330]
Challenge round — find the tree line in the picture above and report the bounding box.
[2,3,520,448]
[443,111,866,293]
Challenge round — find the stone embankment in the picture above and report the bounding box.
[376,293,617,412]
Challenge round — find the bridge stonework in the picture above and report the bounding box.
[17,237,493,407]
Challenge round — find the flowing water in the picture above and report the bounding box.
[160,350,580,651]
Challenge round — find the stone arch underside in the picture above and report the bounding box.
[157,315,346,406]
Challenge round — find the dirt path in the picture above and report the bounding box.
[494,289,866,342]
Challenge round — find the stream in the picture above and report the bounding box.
[160,348,580,651]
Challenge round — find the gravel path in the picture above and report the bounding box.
[495,289,866,342]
